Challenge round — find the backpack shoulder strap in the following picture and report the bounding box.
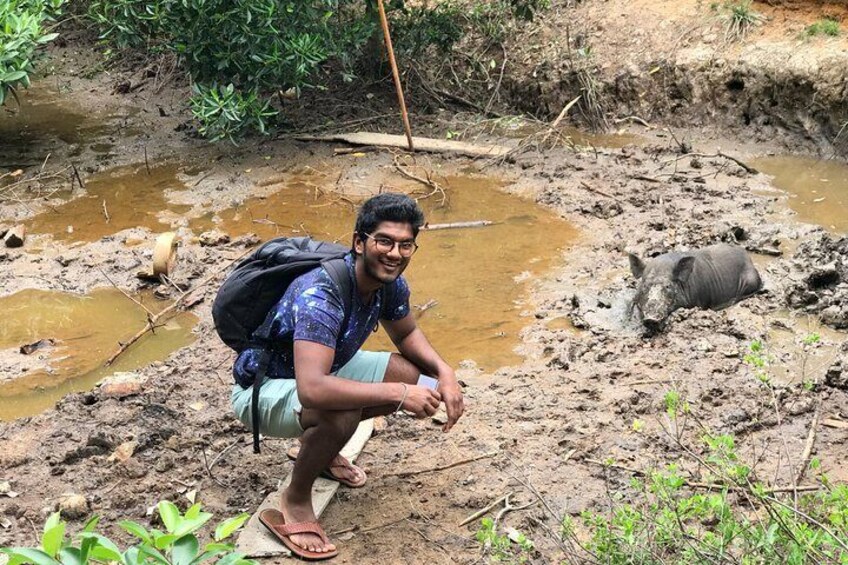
[322,257,353,330]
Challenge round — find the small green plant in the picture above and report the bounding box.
[805,18,840,37]
[720,0,766,42]
[1,500,253,565]
[189,83,276,143]
[475,517,534,563]
[743,339,772,383]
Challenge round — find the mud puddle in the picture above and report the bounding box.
[0,84,136,167]
[492,117,644,148]
[192,172,579,369]
[27,163,193,242]
[0,288,196,420]
[764,311,843,386]
[753,155,848,233]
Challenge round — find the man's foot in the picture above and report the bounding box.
[278,490,337,556]
[287,443,367,488]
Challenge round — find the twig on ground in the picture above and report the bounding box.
[492,494,537,531]
[383,450,499,478]
[613,115,653,128]
[392,154,448,205]
[459,492,514,527]
[209,437,243,471]
[201,446,227,488]
[795,401,822,486]
[102,199,110,223]
[422,221,494,231]
[579,181,621,203]
[99,267,156,320]
[483,45,508,116]
[661,152,758,174]
[105,245,254,365]
[414,299,439,319]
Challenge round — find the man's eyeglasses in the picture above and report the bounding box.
[363,233,419,257]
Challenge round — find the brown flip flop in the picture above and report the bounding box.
[259,508,339,561]
[286,444,367,488]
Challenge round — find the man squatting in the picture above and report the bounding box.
[230,193,466,559]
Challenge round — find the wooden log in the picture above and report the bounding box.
[295,132,511,158]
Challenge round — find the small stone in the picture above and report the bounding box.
[825,360,847,390]
[3,225,25,248]
[58,494,89,520]
[108,441,137,463]
[199,230,231,247]
[99,372,147,399]
[372,416,387,435]
[431,409,448,425]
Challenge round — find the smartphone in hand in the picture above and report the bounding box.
[416,375,438,390]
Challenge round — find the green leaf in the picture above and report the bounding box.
[119,521,153,544]
[158,501,181,533]
[0,549,62,565]
[57,548,81,565]
[0,70,27,83]
[41,518,66,558]
[172,535,200,565]
[173,513,213,538]
[81,515,100,533]
[214,513,250,542]
[121,546,141,565]
[79,533,122,562]
[138,545,170,565]
[153,533,178,550]
[184,503,202,521]
[36,33,58,44]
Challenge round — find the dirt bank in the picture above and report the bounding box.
[2,3,848,563]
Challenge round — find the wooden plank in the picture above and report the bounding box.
[822,418,848,430]
[295,132,511,158]
[235,419,374,558]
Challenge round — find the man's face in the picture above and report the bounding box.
[354,221,416,284]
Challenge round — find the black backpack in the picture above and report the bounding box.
[212,236,353,452]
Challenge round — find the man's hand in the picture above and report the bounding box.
[402,385,441,418]
[438,377,465,432]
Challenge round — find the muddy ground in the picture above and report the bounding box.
[3,1,848,563]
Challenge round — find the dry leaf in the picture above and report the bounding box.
[108,441,138,463]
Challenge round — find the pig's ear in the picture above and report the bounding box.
[628,253,645,279]
[673,256,695,283]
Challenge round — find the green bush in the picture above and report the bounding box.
[0,0,64,105]
[806,18,840,37]
[190,83,276,143]
[0,500,254,565]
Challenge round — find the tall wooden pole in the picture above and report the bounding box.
[375,0,414,151]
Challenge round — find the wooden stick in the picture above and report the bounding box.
[795,402,822,485]
[105,246,254,366]
[102,199,110,223]
[376,0,413,151]
[579,181,621,202]
[383,450,498,478]
[422,221,494,231]
[459,492,513,527]
[822,418,848,429]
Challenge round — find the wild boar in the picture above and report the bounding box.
[629,244,762,331]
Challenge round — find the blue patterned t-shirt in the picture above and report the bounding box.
[232,253,410,385]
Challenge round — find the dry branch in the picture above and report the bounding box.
[105,246,254,366]
[422,221,494,231]
[383,450,498,478]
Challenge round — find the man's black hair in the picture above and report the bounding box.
[355,192,425,239]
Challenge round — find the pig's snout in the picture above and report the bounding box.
[642,317,662,332]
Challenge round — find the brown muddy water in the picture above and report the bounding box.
[0,85,134,165]
[753,155,848,233]
[0,289,196,420]
[191,172,580,370]
[27,163,192,242]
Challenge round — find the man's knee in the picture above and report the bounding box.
[304,409,361,439]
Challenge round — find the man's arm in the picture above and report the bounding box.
[294,340,441,418]
[381,314,465,431]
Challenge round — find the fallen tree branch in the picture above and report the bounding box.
[661,152,758,174]
[296,132,511,158]
[383,450,498,478]
[421,221,494,231]
[392,154,448,205]
[105,246,254,366]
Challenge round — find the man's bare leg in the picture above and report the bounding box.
[281,408,361,554]
[281,354,429,553]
